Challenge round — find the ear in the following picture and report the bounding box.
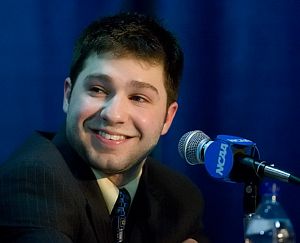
[63,77,72,113]
[161,101,178,135]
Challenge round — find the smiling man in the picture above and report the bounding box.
[63,53,177,186]
[0,13,208,243]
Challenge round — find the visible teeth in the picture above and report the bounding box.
[99,131,126,141]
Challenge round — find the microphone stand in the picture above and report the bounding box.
[243,179,260,236]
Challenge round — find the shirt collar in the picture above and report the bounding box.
[92,168,142,214]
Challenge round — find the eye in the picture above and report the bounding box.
[130,95,150,103]
[89,86,107,96]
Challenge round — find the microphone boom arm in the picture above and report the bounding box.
[240,157,300,185]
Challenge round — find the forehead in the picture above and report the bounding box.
[77,53,166,87]
[84,52,164,71]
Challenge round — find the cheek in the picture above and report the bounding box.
[135,108,166,131]
[68,97,99,122]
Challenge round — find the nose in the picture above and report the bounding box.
[100,95,128,124]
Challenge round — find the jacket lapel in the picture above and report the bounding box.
[81,180,113,243]
[52,128,113,243]
[126,159,166,242]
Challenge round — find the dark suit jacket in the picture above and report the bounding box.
[0,129,206,243]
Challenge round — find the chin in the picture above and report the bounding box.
[89,160,126,173]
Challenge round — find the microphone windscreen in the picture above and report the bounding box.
[178,130,210,165]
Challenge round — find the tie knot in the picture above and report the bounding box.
[119,188,131,204]
[114,188,131,214]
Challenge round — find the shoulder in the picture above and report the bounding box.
[0,131,72,194]
[0,132,83,233]
[1,131,64,170]
[138,157,206,241]
[143,157,203,206]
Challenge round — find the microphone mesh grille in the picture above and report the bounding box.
[178,130,210,164]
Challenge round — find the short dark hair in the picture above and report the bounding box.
[69,12,183,106]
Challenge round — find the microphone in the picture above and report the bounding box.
[178,130,300,185]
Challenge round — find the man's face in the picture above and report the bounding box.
[63,53,178,175]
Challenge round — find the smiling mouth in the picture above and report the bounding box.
[97,130,127,141]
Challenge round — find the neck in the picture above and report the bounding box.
[107,160,145,187]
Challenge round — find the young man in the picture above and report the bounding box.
[0,13,207,242]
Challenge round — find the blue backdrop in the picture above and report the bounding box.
[1,0,299,242]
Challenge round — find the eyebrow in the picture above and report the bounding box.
[84,74,159,95]
[84,74,112,83]
[129,80,159,95]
